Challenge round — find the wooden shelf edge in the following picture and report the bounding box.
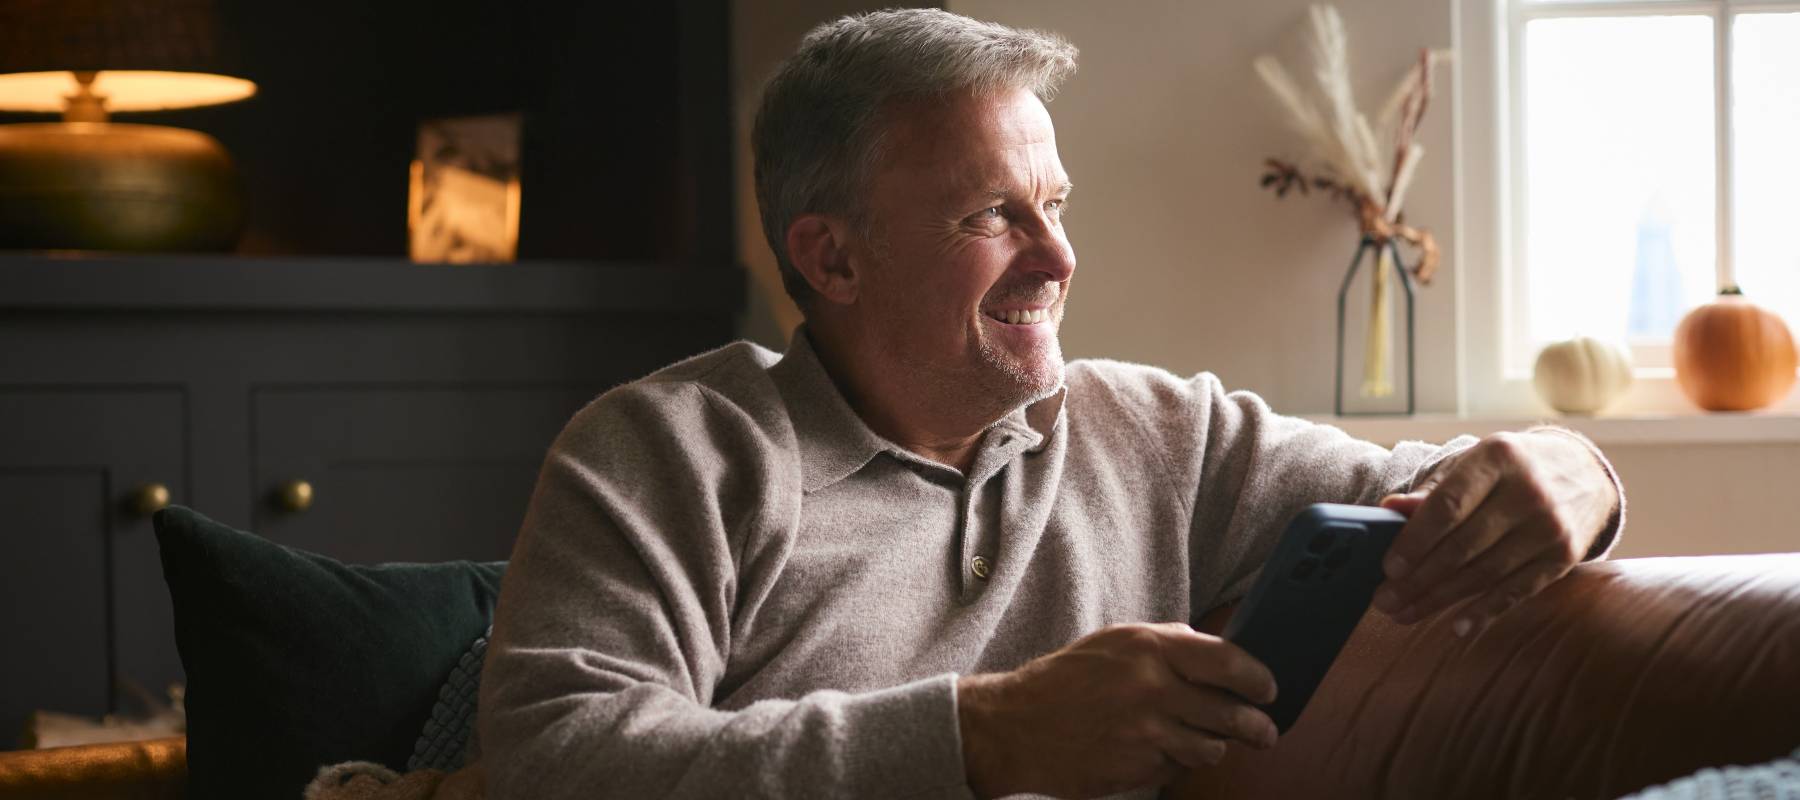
[0,255,745,313]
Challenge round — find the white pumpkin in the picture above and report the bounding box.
[1533,337,1633,415]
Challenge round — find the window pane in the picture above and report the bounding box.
[1733,12,1800,329]
[1520,15,1715,364]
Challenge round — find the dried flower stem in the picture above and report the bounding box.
[1253,6,1450,402]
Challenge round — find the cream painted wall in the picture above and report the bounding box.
[736,0,1457,412]
[936,2,1797,558]
[949,0,1458,414]
[1603,444,1800,558]
[731,2,1799,557]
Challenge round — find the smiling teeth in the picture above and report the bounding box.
[992,308,1048,324]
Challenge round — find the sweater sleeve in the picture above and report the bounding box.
[477,382,972,800]
[1175,373,1478,613]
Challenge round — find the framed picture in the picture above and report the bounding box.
[408,113,521,263]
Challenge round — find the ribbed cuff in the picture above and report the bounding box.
[848,673,975,800]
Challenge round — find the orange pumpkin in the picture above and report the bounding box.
[1672,286,1798,411]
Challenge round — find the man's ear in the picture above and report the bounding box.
[785,214,860,306]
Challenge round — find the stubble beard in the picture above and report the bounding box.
[887,321,1061,429]
[976,310,1066,411]
[862,222,1067,421]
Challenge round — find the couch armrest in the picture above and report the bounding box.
[1171,555,1800,800]
[0,736,186,800]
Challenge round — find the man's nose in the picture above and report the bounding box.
[1019,223,1076,283]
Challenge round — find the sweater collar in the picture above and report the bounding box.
[770,326,1066,493]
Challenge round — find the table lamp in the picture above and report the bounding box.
[0,0,257,252]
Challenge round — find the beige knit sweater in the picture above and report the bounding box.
[477,333,1519,799]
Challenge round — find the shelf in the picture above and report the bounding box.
[0,254,744,314]
[1304,412,1800,447]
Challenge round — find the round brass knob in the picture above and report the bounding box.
[274,479,314,513]
[126,483,171,517]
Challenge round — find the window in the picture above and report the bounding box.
[1459,0,1800,413]
[1511,0,1800,372]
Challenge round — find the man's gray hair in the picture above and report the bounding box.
[752,8,1078,308]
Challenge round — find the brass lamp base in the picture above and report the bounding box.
[0,122,242,252]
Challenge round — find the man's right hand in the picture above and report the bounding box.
[956,622,1279,799]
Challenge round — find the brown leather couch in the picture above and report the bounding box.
[0,736,184,799]
[4,554,1797,799]
[1177,553,1800,799]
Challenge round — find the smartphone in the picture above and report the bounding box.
[1220,502,1406,733]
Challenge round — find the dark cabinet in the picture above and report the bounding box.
[251,385,596,563]
[0,255,741,743]
[0,390,185,740]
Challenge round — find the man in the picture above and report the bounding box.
[479,9,1622,799]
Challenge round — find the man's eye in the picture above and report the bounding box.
[974,206,1003,220]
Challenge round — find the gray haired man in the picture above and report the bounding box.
[479,9,1622,799]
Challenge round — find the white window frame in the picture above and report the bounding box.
[1455,0,1800,416]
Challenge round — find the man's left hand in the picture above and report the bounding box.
[1370,430,1618,637]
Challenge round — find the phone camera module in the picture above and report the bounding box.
[1289,558,1320,582]
[1325,545,1353,568]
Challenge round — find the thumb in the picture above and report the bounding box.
[1379,490,1429,517]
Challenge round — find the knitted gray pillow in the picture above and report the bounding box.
[1620,748,1800,800]
[407,627,489,771]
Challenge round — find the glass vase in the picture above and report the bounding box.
[1335,235,1416,416]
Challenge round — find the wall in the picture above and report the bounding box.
[732,0,1459,408]
[732,1,1799,558]
[1603,444,1800,558]
[949,0,1459,415]
[937,1,1797,559]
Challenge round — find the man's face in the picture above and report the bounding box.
[850,87,1077,413]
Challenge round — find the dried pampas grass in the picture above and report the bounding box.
[1253,5,1451,401]
[1254,5,1452,225]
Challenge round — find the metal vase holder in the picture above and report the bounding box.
[1335,234,1416,416]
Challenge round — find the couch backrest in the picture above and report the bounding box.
[1173,555,1800,800]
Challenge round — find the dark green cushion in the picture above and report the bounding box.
[153,506,504,799]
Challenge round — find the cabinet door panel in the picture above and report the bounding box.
[0,472,110,743]
[252,385,596,563]
[0,389,184,744]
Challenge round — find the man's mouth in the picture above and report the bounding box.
[984,307,1051,325]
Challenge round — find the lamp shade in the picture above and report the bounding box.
[0,0,251,250]
[0,0,255,112]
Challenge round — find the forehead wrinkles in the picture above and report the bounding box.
[878,90,1063,197]
[956,142,1067,200]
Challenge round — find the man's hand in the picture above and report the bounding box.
[1372,429,1618,637]
[957,622,1278,800]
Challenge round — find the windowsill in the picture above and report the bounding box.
[1303,410,1800,446]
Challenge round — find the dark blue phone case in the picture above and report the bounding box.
[1221,503,1406,733]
